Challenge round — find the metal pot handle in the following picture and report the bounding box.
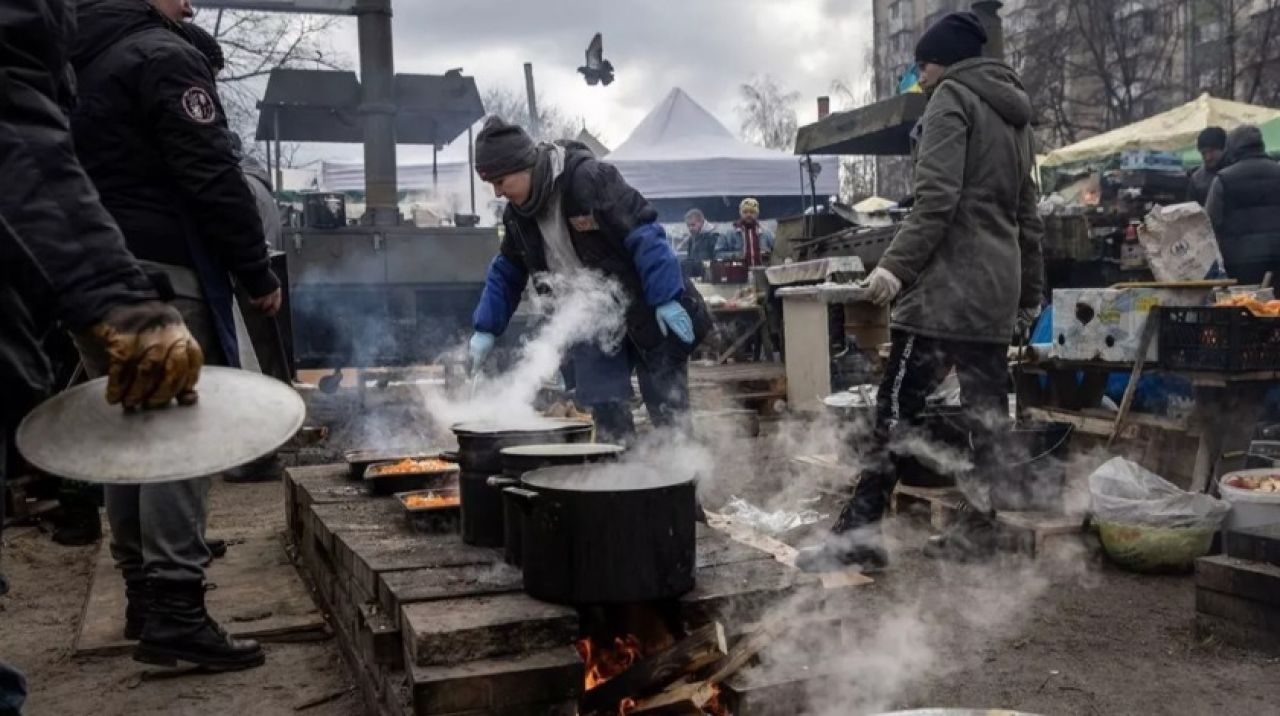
[503,486,538,512]
[487,476,518,489]
[438,450,460,463]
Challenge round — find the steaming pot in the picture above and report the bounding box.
[494,443,626,567]
[505,463,697,604]
[450,419,593,547]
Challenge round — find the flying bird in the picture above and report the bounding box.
[577,32,615,87]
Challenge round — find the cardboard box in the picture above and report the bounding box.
[1051,287,1211,362]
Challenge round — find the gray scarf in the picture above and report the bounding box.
[510,143,566,219]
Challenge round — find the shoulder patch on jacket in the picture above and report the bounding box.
[181,87,217,124]
[569,214,599,232]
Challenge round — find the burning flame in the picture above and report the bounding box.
[704,686,727,716]
[576,635,643,692]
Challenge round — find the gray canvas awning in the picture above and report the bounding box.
[794,94,928,157]
[255,68,484,146]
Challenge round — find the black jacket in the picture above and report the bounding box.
[69,0,277,299]
[1186,165,1217,207]
[1206,127,1280,282]
[1,0,156,419]
[483,142,707,351]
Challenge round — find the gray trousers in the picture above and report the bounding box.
[76,293,217,584]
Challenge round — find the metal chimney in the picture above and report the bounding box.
[356,0,399,225]
[971,1,1005,61]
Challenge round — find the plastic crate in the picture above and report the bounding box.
[1158,306,1280,372]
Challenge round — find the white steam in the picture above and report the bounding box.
[423,270,629,427]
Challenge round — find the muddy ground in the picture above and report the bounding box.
[1,412,1277,715]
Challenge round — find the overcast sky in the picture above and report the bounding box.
[297,0,873,165]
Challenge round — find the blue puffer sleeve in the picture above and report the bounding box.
[472,254,528,335]
[624,222,684,307]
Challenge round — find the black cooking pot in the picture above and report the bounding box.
[495,443,626,567]
[451,419,593,547]
[506,463,696,605]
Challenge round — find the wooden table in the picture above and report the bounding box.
[1017,359,1278,492]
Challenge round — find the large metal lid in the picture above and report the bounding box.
[451,418,592,436]
[521,463,692,493]
[16,367,305,484]
[499,443,624,459]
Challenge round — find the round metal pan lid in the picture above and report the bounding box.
[520,463,692,493]
[499,443,625,459]
[450,417,592,436]
[16,366,305,484]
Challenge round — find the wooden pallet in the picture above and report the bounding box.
[890,484,1084,557]
[286,464,846,716]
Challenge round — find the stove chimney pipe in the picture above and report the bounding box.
[971,1,1005,61]
[356,0,399,225]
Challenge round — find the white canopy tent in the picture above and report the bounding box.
[607,87,838,206]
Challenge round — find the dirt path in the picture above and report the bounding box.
[0,480,362,716]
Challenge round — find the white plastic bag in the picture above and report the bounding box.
[1088,457,1229,530]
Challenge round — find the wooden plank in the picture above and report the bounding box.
[1195,588,1280,632]
[409,646,584,715]
[402,592,578,667]
[1195,556,1280,607]
[1195,612,1280,656]
[1225,524,1280,566]
[579,622,727,715]
[75,534,326,656]
[696,530,775,569]
[1108,313,1159,448]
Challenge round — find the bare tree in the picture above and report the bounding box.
[736,75,800,151]
[480,87,591,143]
[1192,0,1280,105]
[829,77,878,202]
[192,9,346,164]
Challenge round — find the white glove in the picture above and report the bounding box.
[864,267,903,306]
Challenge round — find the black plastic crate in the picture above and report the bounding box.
[1159,306,1280,372]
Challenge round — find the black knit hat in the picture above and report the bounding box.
[1197,126,1227,151]
[182,22,225,73]
[475,116,538,181]
[914,11,988,67]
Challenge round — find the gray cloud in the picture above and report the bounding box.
[307,0,872,162]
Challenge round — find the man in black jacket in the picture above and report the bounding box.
[2,0,207,701]
[1206,124,1280,285]
[67,0,276,670]
[1187,126,1226,207]
[468,117,706,442]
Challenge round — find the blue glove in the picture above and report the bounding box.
[469,332,495,367]
[655,301,695,345]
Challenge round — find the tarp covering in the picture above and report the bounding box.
[1042,93,1280,168]
[1177,115,1280,165]
[606,87,838,200]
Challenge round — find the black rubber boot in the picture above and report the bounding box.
[133,580,265,671]
[123,578,150,640]
[922,505,998,563]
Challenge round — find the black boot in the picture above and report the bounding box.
[795,531,888,573]
[134,580,265,671]
[51,504,102,546]
[922,504,997,563]
[124,578,150,640]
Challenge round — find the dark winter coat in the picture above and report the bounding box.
[1205,126,1280,283]
[1,0,156,418]
[473,143,707,351]
[879,57,1045,345]
[69,0,277,300]
[1186,165,1218,207]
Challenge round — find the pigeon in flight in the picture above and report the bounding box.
[577,32,615,86]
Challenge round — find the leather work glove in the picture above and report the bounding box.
[90,301,204,409]
[864,266,903,306]
[469,332,496,368]
[1016,305,1043,337]
[655,301,695,344]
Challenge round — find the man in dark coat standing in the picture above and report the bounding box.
[67,0,277,670]
[1206,124,1280,285]
[468,117,707,443]
[1187,126,1227,207]
[2,0,206,702]
[797,12,1044,572]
